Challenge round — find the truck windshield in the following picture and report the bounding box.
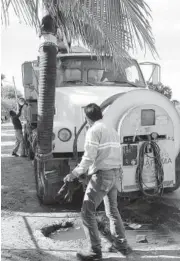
[57,57,146,88]
[87,61,145,87]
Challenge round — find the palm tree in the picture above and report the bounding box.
[1,0,157,159]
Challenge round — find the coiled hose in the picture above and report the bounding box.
[136,140,164,197]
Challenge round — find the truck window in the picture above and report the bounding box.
[88,69,104,83]
[64,69,81,81]
[87,60,145,87]
[56,56,146,88]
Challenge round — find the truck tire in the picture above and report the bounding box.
[34,158,66,205]
[34,159,54,204]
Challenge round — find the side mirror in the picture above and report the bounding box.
[139,62,161,85]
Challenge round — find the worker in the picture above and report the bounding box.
[9,103,26,157]
[64,103,132,261]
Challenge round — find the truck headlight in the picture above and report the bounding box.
[58,128,72,142]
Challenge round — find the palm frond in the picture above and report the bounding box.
[1,0,158,61]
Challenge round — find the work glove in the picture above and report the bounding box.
[55,178,82,203]
[63,172,76,182]
[55,173,88,204]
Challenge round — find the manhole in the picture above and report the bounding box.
[41,220,86,241]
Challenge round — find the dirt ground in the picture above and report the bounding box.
[1,122,180,261]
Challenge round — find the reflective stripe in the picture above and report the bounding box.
[83,156,92,161]
[86,140,99,146]
[74,120,122,176]
[99,142,120,148]
[99,145,120,149]
[99,142,120,150]
[86,143,99,148]
[77,166,84,171]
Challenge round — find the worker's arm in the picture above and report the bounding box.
[16,104,23,118]
[72,128,100,178]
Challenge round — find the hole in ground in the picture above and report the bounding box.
[41,220,86,241]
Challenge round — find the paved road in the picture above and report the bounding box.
[1,122,180,261]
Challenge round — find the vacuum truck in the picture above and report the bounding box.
[21,47,180,204]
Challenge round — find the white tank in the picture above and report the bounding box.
[103,89,180,156]
[103,89,180,192]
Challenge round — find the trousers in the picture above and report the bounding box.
[13,129,25,156]
[81,168,126,251]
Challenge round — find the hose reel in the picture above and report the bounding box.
[136,140,164,197]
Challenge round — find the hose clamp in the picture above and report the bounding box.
[36,152,53,161]
[39,33,58,51]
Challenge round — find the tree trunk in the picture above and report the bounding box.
[37,14,57,157]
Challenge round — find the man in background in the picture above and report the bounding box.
[9,104,26,157]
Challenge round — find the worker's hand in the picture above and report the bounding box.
[18,104,24,109]
[64,173,76,183]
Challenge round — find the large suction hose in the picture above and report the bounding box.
[37,15,57,158]
[136,140,164,197]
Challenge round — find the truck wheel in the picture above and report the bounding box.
[34,158,64,205]
[34,160,54,204]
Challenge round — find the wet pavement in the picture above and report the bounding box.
[1,122,180,260]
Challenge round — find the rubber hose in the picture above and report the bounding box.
[136,140,164,197]
[37,44,57,155]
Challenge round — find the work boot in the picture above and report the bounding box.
[109,240,132,256]
[76,248,102,261]
[12,152,19,157]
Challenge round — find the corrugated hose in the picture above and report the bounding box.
[136,140,164,197]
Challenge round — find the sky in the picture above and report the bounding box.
[1,0,180,99]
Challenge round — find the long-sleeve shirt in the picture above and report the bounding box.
[72,120,121,177]
[11,105,23,130]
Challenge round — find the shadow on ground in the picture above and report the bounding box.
[1,123,82,213]
[1,249,72,261]
[2,249,180,261]
[1,152,82,213]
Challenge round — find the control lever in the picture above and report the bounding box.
[133,127,138,143]
[133,119,140,143]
